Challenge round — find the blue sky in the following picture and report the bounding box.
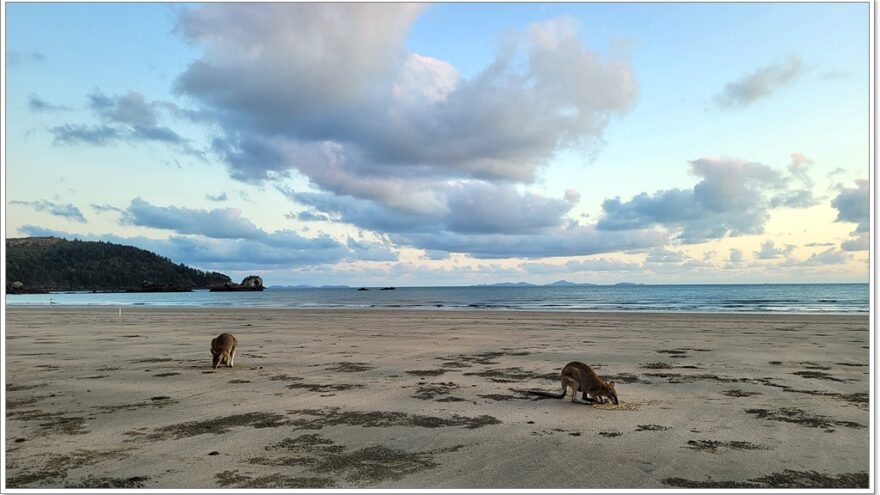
[4,3,870,286]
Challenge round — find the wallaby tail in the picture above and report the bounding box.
[528,389,566,398]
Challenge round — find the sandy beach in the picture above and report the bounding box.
[3,307,870,489]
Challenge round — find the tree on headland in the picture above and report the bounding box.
[5,237,231,291]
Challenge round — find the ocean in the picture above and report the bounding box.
[4,283,869,313]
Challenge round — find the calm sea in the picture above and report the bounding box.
[4,284,869,313]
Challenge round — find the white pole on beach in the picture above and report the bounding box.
[118,307,122,318]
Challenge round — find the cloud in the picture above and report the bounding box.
[753,240,795,259]
[644,247,686,263]
[28,94,70,112]
[564,258,641,272]
[10,200,87,223]
[205,192,228,202]
[799,248,850,266]
[727,248,744,263]
[8,50,46,65]
[123,197,268,239]
[284,187,667,259]
[716,55,803,108]
[90,203,125,214]
[389,226,667,260]
[16,225,356,269]
[831,179,869,232]
[48,90,202,158]
[597,156,822,243]
[50,124,121,145]
[841,233,869,252]
[598,157,790,243]
[171,4,636,248]
[787,152,814,188]
[116,197,399,265]
[831,179,869,252]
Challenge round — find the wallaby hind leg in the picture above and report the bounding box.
[562,376,590,404]
[229,349,236,368]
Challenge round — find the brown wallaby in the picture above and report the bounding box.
[529,361,619,405]
[211,333,238,369]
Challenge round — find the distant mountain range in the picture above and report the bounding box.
[475,280,642,287]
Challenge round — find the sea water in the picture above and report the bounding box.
[5,284,869,313]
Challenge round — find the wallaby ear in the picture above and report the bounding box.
[609,381,615,387]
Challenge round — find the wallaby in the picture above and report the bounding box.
[211,333,238,369]
[530,361,619,405]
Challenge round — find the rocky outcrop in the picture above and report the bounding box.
[6,281,50,294]
[210,276,265,292]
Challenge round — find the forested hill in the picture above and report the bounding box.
[5,237,231,291]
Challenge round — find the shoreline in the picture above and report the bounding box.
[3,304,870,316]
[5,307,870,488]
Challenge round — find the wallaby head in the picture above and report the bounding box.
[600,381,619,405]
[211,333,238,369]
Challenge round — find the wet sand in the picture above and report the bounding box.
[3,307,870,489]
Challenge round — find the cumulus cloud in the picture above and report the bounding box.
[205,192,228,202]
[28,94,70,112]
[10,200,86,223]
[832,179,869,232]
[831,179,869,251]
[166,4,640,259]
[598,157,785,242]
[175,5,636,187]
[597,156,822,243]
[716,55,803,108]
[753,240,795,259]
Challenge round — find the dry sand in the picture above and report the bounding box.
[3,307,870,489]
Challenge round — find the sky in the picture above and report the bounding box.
[3,2,872,286]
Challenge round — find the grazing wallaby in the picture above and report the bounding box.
[211,333,238,369]
[530,361,619,405]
